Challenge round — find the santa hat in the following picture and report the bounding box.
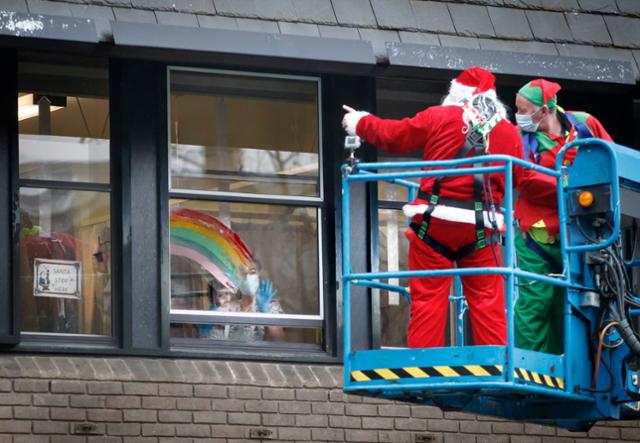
[518,78,561,109]
[453,67,496,95]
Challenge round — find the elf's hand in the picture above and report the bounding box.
[256,280,278,313]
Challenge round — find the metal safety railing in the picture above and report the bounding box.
[341,152,600,390]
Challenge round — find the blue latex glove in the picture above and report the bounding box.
[256,280,278,313]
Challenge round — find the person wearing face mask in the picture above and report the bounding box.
[201,266,285,341]
[513,78,613,355]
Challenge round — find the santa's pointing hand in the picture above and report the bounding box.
[341,104,369,136]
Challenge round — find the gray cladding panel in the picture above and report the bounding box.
[112,21,376,65]
[386,42,635,85]
[0,10,98,42]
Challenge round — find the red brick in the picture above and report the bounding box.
[33,421,68,434]
[228,386,261,399]
[228,412,260,425]
[124,382,157,396]
[0,393,30,405]
[345,429,378,442]
[193,411,226,424]
[329,415,361,429]
[278,427,312,441]
[245,400,278,413]
[14,379,48,392]
[88,408,123,422]
[362,417,393,430]
[296,414,329,427]
[106,396,141,409]
[124,409,157,422]
[107,423,141,436]
[51,407,86,421]
[345,403,377,416]
[0,420,30,433]
[158,383,192,397]
[14,406,48,420]
[158,410,191,423]
[142,397,176,410]
[263,412,295,426]
[194,385,227,398]
[142,423,175,437]
[51,381,85,394]
[88,382,123,395]
[176,397,210,410]
[262,388,295,400]
[33,394,68,407]
[176,424,210,437]
[427,419,457,432]
[70,395,106,408]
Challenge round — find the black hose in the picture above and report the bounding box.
[612,315,640,355]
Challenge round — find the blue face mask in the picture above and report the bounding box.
[515,107,542,133]
[241,274,260,295]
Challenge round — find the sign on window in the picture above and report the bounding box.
[33,258,81,299]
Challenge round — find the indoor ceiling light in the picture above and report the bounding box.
[18,93,63,121]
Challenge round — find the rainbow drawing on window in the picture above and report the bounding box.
[170,207,256,291]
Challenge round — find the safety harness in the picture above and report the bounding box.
[522,112,592,164]
[521,111,593,264]
[409,98,502,261]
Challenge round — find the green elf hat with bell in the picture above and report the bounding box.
[518,78,561,109]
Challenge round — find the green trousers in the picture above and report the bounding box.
[514,232,564,355]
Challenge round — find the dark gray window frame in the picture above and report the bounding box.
[9,53,117,349]
[0,34,380,363]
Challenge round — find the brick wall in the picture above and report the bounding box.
[0,355,637,442]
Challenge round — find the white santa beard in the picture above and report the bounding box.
[441,80,476,106]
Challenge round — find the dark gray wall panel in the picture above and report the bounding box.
[0,11,99,42]
[111,60,165,351]
[112,21,376,68]
[386,42,636,85]
[0,51,18,345]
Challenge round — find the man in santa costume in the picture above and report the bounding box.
[342,67,553,348]
[514,79,612,354]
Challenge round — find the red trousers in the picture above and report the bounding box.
[406,218,506,348]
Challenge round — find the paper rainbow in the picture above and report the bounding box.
[170,207,256,290]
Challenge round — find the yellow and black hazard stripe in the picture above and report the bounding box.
[351,365,503,382]
[514,367,564,390]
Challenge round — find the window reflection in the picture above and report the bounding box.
[17,59,112,337]
[170,71,320,197]
[19,189,111,335]
[170,201,320,319]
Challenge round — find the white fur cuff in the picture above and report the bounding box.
[344,111,369,136]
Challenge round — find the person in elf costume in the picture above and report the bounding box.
[514,79,613,354]
[342,67,554,348]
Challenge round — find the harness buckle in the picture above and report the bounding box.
[418,221,428,240]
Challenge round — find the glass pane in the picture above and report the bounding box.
[170,70,319,197]
[171,323,322,345]
[377,209,410,347]
[19,188,111,335]
[18,60,109,183]
[169,200,320,319]
[377,208,461,347]
[375,77,442,203]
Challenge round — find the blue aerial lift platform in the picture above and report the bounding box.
[341,138,640,430]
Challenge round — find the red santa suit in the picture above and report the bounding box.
[346,67,552,348]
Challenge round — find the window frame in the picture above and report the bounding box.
[166,66,327,348]
[13,57,117,346]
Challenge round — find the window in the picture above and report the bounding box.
[168,68,323,348]
[374,78,463,347]
[17,58,112,337]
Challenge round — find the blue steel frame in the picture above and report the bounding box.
[340,142,640,428]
